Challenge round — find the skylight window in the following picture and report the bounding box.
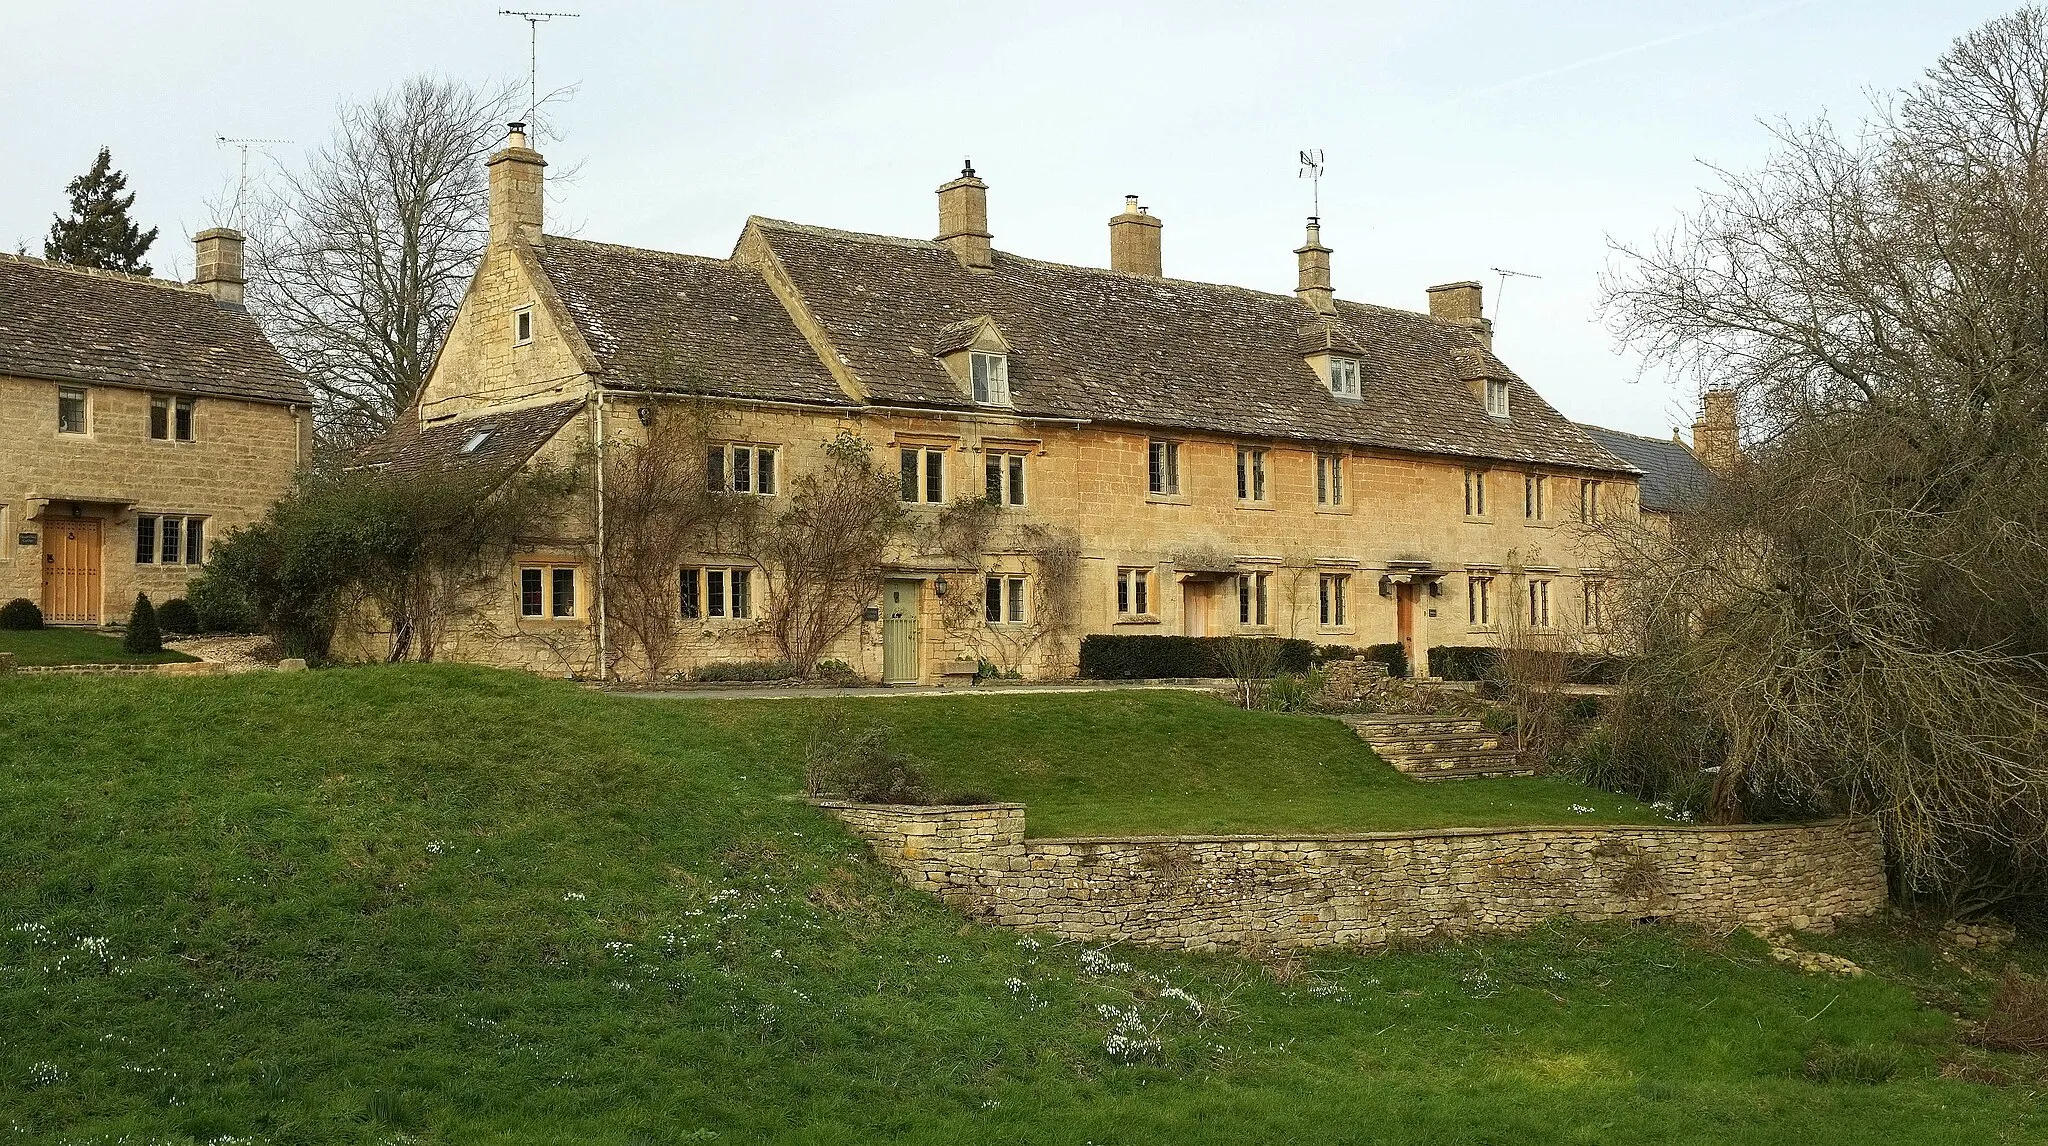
[460,429,493,455]
[1328,356,1360,399]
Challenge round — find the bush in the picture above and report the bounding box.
[1080,635,1317,679]
[123,594,162,654]
[803,716,931,804]
[814,659,862,685]
[1426,645,1628,685]
[156,597,199,635]
[0,598,43,630]
[185,571,258,634]
[692,659,799,683]
[1977,970,2048,1054]
[1262,671,1321,713]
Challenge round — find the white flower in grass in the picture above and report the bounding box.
[1568,804,1596,815]
[562,891,587,902]
[27,1062,63,1086]
[1004,977,1026,993]
[426,840,447,855]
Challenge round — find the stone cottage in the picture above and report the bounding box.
[356,124,1648,682]
[0,231,311,625]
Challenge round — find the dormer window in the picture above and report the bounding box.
[1328,356,1360,399]
[1484,378,1510,418]
[970,351,1010,406]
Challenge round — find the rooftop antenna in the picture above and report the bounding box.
[215,135,293,226]
[1298,148,1327,220]
[498,9,581,128]
[1490,266,1543,324]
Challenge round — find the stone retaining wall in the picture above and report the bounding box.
[816,801,1888,950]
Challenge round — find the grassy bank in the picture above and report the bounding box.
[0,628,196,666]
[0,666,2040,1144]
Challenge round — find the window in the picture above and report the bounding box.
[682,567,753,619]
[1147,439,1181,496]
[1525,474,1546,521]
[900,447,947,503]
[1318,573,1349,627]
[1528,578,1552,627]
[135,514,205,566]
[57,387,87,434]
[513,306,533,345]
[1485,378,1510,418]
[175,398,194,442]
[1316,453,1345,506]
[709,445,778,495]
[984,451,1026,506]
[970,351,1010,406]
[1580,480,1603,522]
[1468,574,1492,626]
[150,396,170,440]
[1116,567,1152,617]
[1328,356,1360,399]
[1464,469,1487,517]
[1236,447,1267,503]
[1583,580,1606,630]
[1236,571,1271,627]
[518,564,581,619]
[460,429,492,455]
[984,575,1026,624]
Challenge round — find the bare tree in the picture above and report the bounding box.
[1600,8,2048,913]
[242,76,528,450]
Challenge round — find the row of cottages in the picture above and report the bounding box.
[0,232,310,625]
[362,124,1657,683]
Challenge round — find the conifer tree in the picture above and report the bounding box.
[123,594,161,655]
[45,147,157,275]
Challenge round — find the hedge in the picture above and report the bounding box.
[0,598,43,630]
[1426,645,1629,685]
[1078,636,1409,680]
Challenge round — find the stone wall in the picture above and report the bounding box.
[816,800,1888,950]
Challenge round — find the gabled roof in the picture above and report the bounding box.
[535,237,851,406]
[0,253,310,406]
[1576,424,1714,512]
[357,399,584,479]
[747,219,1633,472]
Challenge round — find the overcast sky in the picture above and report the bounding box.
[0,1,2014,436]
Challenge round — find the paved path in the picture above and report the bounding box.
[609,680,1223,702]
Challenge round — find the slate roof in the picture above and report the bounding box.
[0,253,310,406]
[358,399,584,479]
[1576,424,1714,513]
[536,237,851,406]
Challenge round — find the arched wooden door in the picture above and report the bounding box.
[42,519,103,625]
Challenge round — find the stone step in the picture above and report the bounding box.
[1370,734,1503,756]
[1342,716,1489,739]
[1382,746,1524,772]
[1406,762,1540,782]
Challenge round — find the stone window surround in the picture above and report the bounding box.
[517,561,584,622]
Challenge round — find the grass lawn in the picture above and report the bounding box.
[1,665,2041,1144]
[0,628,196,666]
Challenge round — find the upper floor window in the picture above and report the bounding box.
[150,395,196,441]
[58,387,87,435]
[708,444,777,495]
[984,575,1027,624]
[513,306,534,346]
[1117,567,1153,617]
[1464,469,1488,517]
[1580,479,1604,522]
[970,351,1010,406]
[1236,447,1268,503]
[1236,571,1271,627]
[1316,453,1345,506]
[984,451,1026,506]
[135,514,205,566]
[900,447,946,503]
[1485,379,1510,418]
[1525,474,1546,521]
[1468,574,1493,626]
[1328,356,1361,399]
[518,564,580,619]
[1148,439,1181,496]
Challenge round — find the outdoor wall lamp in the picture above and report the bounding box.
[933,575,950,598]
[635,406,654,427]
[1378,575,1394,597]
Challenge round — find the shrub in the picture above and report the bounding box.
[0,598,43,630]
[803,716,931,804]
[814,659,862,686]
[1080,635,1316,679]
[123,594,162,654]
[156,597,199,635]
[1262,671,1319,713]
[1426,644,1628,685]
[185,571,258,633]
[692,659,799,683]
[1801,1041,1901,1084]
[1977,970,2048,1054]
[1359,642,1408,679]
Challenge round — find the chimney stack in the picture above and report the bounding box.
[1108,195,1163,276]
[1427,281,1493,349]
[191,227,245,306]
[936,160,993,270]
[486,122,546,248]
[1294,218,1335,315]
[1691,388,1740,474]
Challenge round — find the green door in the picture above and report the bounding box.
[882,580,922,685]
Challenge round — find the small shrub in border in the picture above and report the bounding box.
[1080,635,1315,679]
[156,598,200,636]
[123,594,162,654]
[1977,970,2048,1054]
[803,716,931,804]
[692,659,798,683]
[0,598,43,630]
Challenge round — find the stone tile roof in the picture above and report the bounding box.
[0,253,310,406]
[536,237,852,406]
[750,218,1636,473]
[1576,424,1714,512]
[358,399,584,478]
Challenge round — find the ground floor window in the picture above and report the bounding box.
[1318,572,1349,627]
[1528,578,1552,627]
[1583,580,1605,630]
[985,575,1026,624]
[1116,567,1152,617]
[1468,574,1492,625]
[135,514,205,565]
[681,566,753,619]
[1236,571,1270,626]
[518,564,581,619]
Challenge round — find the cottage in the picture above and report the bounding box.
[0,231,312,625]
[362,125,1647,682]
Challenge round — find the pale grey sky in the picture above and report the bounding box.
[0,1,2014,436]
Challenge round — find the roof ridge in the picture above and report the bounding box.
[541,234,735,267]
[0,250,207,294]
[1578,420,1691,446]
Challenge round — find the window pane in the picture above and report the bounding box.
[986,577,1002,623]
[520,568,543,616]
[1256,574,1268,625]
[1134,571,1147,615]
[1335,576,1347,625]
[58,388,85,434]
[708,570,726,617]
[1317,457,1327,503]
[150,397,169,440]
[732,570,751,618]
[1117,570,1130,615]
[680,568,700,619]
[758,448,776,495]
[1252,452,1266,501]
[552,568,576,617]
[185,518,204,565]
[160,517,182,565]
[1148,442,1163,494]
[926,450,943,503]
[707,448,725,492]
[1332,458,1343,504]
[991,356,1008,404]
[1166,443,1178,491]
[985,456,1002,504]
[175,398,194,441]
[1008,455,1024,505]
[732,447,750,494]
[901,449,919,501]
[971,354,989,402]
[1007,578,1024,622]
[136,516,155,564]
[1238,575,1250,624]
[1236,450,1248,499]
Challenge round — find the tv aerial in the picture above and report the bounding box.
[215,135,293,226]
[499,9,581,128]
[1490,266,1543,324]
[1298,148,1327,220]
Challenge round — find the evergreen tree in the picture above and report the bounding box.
[123,594,162,655]
[45,147,157,275]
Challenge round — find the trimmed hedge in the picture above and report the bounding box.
[0,598,43,630]
[156,597,200,636]
[1079,637,1410,680]
[1426,645,1629,685]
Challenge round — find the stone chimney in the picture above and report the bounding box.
[191,227,245,306]
[1691,388,1740,474]
[1108,195,1163,276]
[1427,281,1493,349]
[1294,219,1334,315]
[486,122,546,248]
[936,160,993,270]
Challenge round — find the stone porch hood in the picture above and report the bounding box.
[25,493,138,520]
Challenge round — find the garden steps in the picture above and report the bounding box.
[1339,715,1534,781]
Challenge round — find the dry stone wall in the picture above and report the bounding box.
[816,801,1887,950]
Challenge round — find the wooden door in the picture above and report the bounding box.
[1182,582,1212,637]
[881,579,922,684]
[1395,583,1416,677]
[42,518,103,626]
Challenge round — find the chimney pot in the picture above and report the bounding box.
[191,227,246,306]
[486,123,546,248]
[1293,219,1335,315]
[1108,195,1164,276]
